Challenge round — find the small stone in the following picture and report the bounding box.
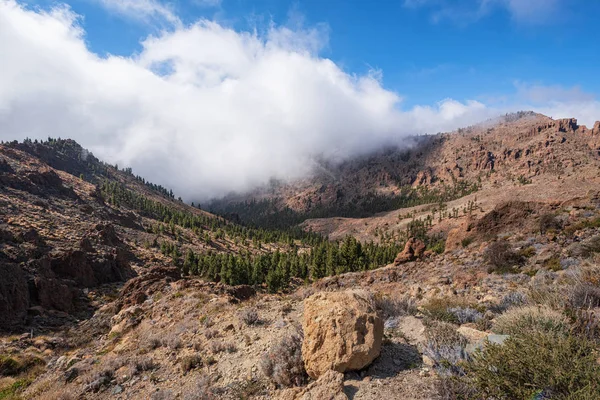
[112,385,123,394]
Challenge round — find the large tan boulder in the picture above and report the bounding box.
[302,290,383,379]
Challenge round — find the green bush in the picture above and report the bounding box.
[460,237,474,248]
[467,331,600,399]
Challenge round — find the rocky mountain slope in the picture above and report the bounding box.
[1,113,600,400]
[209,112,600,231]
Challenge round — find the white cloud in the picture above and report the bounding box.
[97,0,180,25]
[0,1,596,201]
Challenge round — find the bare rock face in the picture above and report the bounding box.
[0,263,29,330]
[394,237,426,265]
[302,290,383,379]
[278,370,348,400]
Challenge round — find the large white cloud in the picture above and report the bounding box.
[0,1,596,201]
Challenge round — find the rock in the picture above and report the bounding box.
[64,367,79,383]
[226,285,256,301]
[110,306,144,336]
[278,370,348,400]
[0,262,29,329]
[445,221,471,253]
[302,290,383,379]
[394,238,426,265]
[466,334,510,354]
[116,266,180,311]
[396,316,426,345]
[457,326,488,342]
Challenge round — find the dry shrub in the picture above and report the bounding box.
[209,341,237,354]
[204,329,219,340]
[539,213,562,234]
[182,375,215,400]
[528,282,567,310]
[85,368,114,393]
[37,388,76,400]
[493,305,570,336]
[181,354,203,373]
[495,291,528,312]
[422,321,469,376]
[569,283,600,309]
[436,375,478,400]
[422,297,483,324]
[238,308,260,326]
[130,356,156,375]
[259,329,306,388]
[484,240,523,273]
[0,354,45,377]
[375,294,417,319]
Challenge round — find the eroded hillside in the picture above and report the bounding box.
[1,115,600,399]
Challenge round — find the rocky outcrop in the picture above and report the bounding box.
[116,266,181,310]
[278,370,348,400]
[445,221,471,253]
[394,238,426,265]
[0,263,29,330]
[555,118,579,133]
[302,290,383,379]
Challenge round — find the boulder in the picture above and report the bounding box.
[278,370,347,400]
[302,290,383,379]
[394,238,426,265]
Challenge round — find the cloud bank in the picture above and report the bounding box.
[0,1,597,201]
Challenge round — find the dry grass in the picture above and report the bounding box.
[492,305,570,336]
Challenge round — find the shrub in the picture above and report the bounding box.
[422,298,461,323]
[422,298,482,324]
[435,375,478,400]
[0,356,21,376]
[422,321,470,376]
[375,294,417,319]
[181,354,203,373]
[447,307,483,324]
[569,283,600,309]
[544,256,562,271]
[428,239,446,254]
[485,240,523,273]
[145,336,163,350]
[518,246,536,258]
[460,237,474,248]
[131,356,156,375]
[539,213,561,234]
[182,375,214,400]
[467,331,600,399]
[494,291,528,312]
[259,329,307,388]
[238,308,260,326]
[492,305,570,336]
[0,378,32,399]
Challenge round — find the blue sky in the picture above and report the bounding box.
[36,0,600,107]
[1,0,599,199]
